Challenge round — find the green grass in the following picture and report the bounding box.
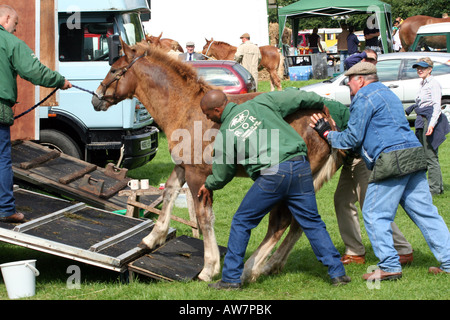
[0,80,449,302]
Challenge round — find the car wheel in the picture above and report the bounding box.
[38,129,83,159]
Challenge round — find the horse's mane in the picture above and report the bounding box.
[210,40,236,48]
[133,41,212,95]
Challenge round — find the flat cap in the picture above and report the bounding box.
[344,62,377,77]
[186,41,195,46]
[240,33,250,39]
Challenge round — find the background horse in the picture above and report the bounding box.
[399,15,449,51]
[146,33,184,53]
[202,38,284,92]
[92,40,344,283]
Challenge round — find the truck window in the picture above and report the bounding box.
[59,23,113,61]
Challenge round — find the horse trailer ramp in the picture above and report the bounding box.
[0,187,175,272]
[11,140,162,212]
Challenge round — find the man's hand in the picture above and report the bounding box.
[310,113,331,141]
[61,79,72,90]
[197,184,213,206]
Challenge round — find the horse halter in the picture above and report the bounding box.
[204,40,214,57]
[99,52,147,102]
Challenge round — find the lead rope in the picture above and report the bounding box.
[13,85,99,120]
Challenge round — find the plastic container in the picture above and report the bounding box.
[0,259,40,299]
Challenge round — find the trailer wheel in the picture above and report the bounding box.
[39,129,83,159]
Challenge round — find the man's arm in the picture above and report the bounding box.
[253,88,325,118]
[12,39,66,88]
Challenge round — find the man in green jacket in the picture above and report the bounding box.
[0,5,71,223]
[198,89,350,289]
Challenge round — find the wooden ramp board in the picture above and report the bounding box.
[0,188,175,272]
[11,140,162,212]
[128,235,227,282]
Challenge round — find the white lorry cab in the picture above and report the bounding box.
[7,0,158,169]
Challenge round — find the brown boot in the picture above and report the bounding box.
[399,252,414,265]
[341,254,365,265]
[362,269,402,281]
[1,212,25,223]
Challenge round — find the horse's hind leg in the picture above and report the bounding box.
[241,203,291,283]
[268,68,282,91]
[139,165,185,249]
[261,218,303,276]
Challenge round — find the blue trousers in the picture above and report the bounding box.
[0,125,15,217]
[221,158,346,283]
[363,170,450,273]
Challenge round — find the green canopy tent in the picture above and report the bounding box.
[278,0,393,53]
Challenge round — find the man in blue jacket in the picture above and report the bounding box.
[310,62,450,279]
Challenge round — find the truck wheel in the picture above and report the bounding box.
[39,129,83,159]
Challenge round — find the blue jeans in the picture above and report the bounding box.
[363,170,450,273]
[0,125,15,217]
[221,158,346,283]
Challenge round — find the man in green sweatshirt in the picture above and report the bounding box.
[198,89,350,289]
[0,5,72,222]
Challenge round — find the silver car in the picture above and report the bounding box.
[301,52,450,122]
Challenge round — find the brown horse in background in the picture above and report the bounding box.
[146,33,184,53]
[92,40,344,283]
[202,38,283,92]
[399,15,449,51]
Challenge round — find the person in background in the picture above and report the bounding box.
[346,26,359,57]
[235,33,261,87]
[392,20,402,52]
[308,27,323,53]
[363,16,381,53]
[344,48,377,70]
[406,57,450,195]
[179,41,205,61]
[0,5,72,223]
[336,23,350,73]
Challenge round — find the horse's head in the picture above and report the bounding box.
[202,38,214,56]
[146,32,162,47]
[92,38,145,111]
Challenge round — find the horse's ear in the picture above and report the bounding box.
[120,37,136,61]
[158,32,163,40]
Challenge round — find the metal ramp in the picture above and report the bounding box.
[11,140,162,212]
[0,187,175,272]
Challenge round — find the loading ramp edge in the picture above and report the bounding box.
[0,187,176,273]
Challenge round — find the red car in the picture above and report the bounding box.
[188,60,257,94]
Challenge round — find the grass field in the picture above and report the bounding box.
[0,80,448,303]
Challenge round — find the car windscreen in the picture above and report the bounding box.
[196,67,240,86]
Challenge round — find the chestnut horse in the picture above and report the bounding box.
[202,38,283,92]
[146,33,184,53]
[399,15,449,51]
[92,40,344,283]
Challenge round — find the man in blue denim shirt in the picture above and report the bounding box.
[311,62,450,280]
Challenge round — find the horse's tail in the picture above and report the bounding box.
[312,149,341,191]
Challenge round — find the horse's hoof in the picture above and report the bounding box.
[197,271,213,282]
[137,241,152,251]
